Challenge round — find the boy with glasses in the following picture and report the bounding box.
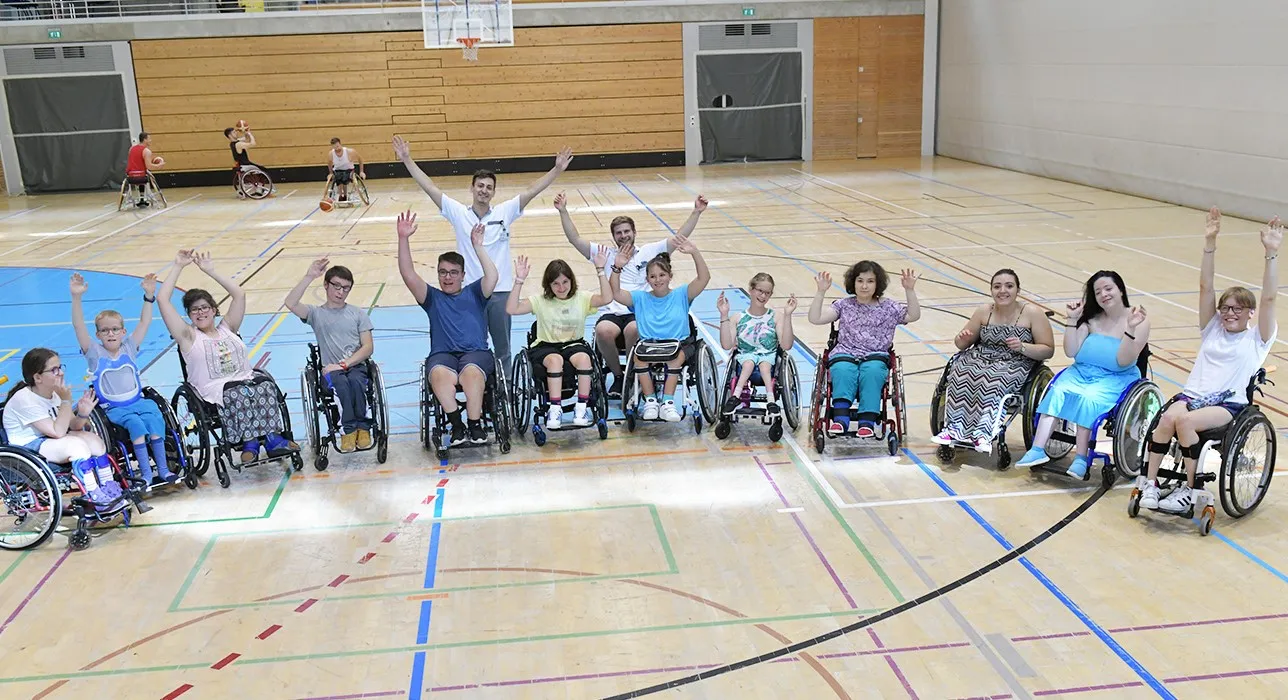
[285,258,376,452]
[69,272,179,488]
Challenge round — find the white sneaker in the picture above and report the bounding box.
[659,401,682,422]
[641,398,660,420]
[572,403,592,426]
[931,430,956,446]
[1137,477,1160,510]
[973,438,991,454]
[546,405,562,430]
[1157,484,1196,515]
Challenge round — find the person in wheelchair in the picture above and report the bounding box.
[327,138,366,203]
[397,210,497,446]
[226,125,272,199]
[1138,209,1280,513]
[933,269,1055,453]
[2,349,117,505]
[1017,271,1150,478]
[807,261,921,438]
[69,272,178,488]
[157,249,299,463]
[505,250,612,429]
[284,257,375,452]
[608,238,710,422]
[124,131,164,208]
[716,274,797,417]
[555,191,709,397]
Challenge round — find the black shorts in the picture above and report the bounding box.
[333,168,354,185]
[427,350,495,378]
[126,175,149,186]
[595,313,636,350]
[529,340,592,367]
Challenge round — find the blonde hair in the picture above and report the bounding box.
[749,272,775,292]
[94,309,124,331]
[1218,286,1257,311]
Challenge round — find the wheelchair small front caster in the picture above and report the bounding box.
[1127,490,1141,518]
[1199,506,1215,536]
[937,444,954,463]
[714,421,731,440]
[68,529,91,551]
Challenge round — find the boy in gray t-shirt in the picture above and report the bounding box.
[285,259,376,452]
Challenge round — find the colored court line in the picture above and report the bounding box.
[210,652,241,670]
[406,476,448,700]
[257,624,282,640]
[248,312,290,358]
[1211,529,1288,585]
[0,548,71,638]
[0,551,28,586]
[0,348,18,364]
[160,683,194,699]
[135,469,291,529]
[405,592,450,601]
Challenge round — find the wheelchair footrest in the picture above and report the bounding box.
[1155,467,1216,485]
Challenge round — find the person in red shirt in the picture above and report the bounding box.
[125,132,164,208]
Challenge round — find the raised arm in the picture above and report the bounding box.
[609,244,636,307]
[69,273,93,354]
[130,273,158,348]
[519,148,573,211]
[393,136,444,209]
[395,210,428,305]
[808,272,839,325]
[553,192,594,260]
[1199,206,1220,329]
[777,295,797,350]
[667,195,709,251]
[471,223,498,297]
[192,252,245,333]
[157,250,196,349]
[505,256,534,316]
[1118,306,1151,367]
[588,247,613,307]
[900,268,921,323]
[285,257,329,321]
[240,130,257,149]
[716,293,735,351]
[675,237,710,303]
[1259,217,1281,341]
[1062,301,1090,358]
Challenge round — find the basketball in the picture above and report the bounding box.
[152,156,165,167]
[319,198,334,212]
[235,119,249,131]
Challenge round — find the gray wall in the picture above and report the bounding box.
[936,0,1288,221]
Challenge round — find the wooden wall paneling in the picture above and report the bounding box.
[856,17,881,158]
[875,15,923,157]
[449,132,682,159]
[811,17,860,160]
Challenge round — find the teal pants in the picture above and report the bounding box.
[829,354,888,420]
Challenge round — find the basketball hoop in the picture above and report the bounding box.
[457,36,481,61]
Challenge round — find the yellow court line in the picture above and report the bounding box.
[248,312,289,359]
[0,348,19,364]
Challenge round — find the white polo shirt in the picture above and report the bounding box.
[440,193,523,293]
[588,238,670,315]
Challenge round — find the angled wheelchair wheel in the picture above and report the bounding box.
[354,176,370,205]
[892,358,908,443]
[1031,369,1075,462]
[241,169,273,200]
[116,180,129,212]
[1111,381,1163,480]
[696,342,720,426]
[621,348,640,428]
[1220,409,1275,517]
[0,448,62,551]
[300,367,324,467]
[493,365,513,454]
[809,355,830,454]
[419,362,433,451]
[144,387,194,489]
[511,351,533,438]
[929,362,950,438]
[369,361,390,464]
[781,355,801,432]
[592,360,610,439]
[148,172,167,208]
[172,385,212,480]
[1022,365,1053,450]
[713,353,735,439]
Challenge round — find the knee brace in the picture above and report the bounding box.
[575,368,594,377]
[1147,440,1173,455]
[1179,442,1203,460]
[545,371,564,379]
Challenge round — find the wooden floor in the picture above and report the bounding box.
[2,156,1286,699]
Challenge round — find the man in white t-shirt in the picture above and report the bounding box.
[393,136,573,375]
[555,192,708,396]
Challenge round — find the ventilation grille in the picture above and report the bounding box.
[699,22,798,51]
[3,45,115,76]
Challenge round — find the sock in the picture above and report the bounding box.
[132,442,155,482]
[149,438,172,477]
[448,409,465,429]
[578,393,590,403]
[467,418,481,430]
[832,399,852,430]
[92,454,115,487]
[71,456,98,490]
[662,393,674,404]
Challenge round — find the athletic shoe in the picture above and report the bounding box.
[827,421,847,437]
[931,430,957,446]
[449,423,469,446]
[1157,484,1197,515]
[659,401,682,422]
[641,397,660,421]
[1066,455,1089,479]
[1016,447,1049,468]
[572,403,592,426]
[356,429,373,449]
[855,422,875,439]
[341,432,358,452]
[722,395,740,415]
[765,401,781,416]
[1137,477,1160,510]
[468,422,487,445]
[546,405,563,430]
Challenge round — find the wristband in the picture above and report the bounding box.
[515,278,526,284]
[1124,331,1136,340]
[1268,254,1279,261]
[144,294,156,303]
[340,361,349,370]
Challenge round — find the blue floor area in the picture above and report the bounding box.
[0,270,817,436]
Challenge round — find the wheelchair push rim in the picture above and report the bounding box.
[781,355,801,432]
[697,343,720,426]
[1221,410,1276,517]
[0,449,62,550]
[1111,381,1163,480]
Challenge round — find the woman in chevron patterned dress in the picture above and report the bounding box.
[933,269,1054,454]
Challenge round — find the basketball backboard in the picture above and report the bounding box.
[422,0,514,59]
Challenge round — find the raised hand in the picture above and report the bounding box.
[785,294,798,314]
[70,272,88,297]
[396,210,418,239]
[614,243,635,271]
[957,327,976,345]
[553,191,567,212]
[716,291,730,318]
[694,194,709,212]
[515,255,531,281]
[52,376,72,402]
[1262,216,1283,254]
[900,268,919,290]
[1066,300,1084,324]
[192,251,214,271]
[815,271,832,293]
[673,236,697,256]
[75,387,98,418]
[554,147,574,172]
[392,135,411,161]
[469,222,485,248]
[175,249,196,267]
[1205,206,1221,241]
[141,273,158,297]
[1127,304,1148,330]
[307,257,330,280]
[592,246,609,270]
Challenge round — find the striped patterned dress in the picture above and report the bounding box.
[943,318,1037,442]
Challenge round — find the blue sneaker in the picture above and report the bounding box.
[1066,455,1089,479]
[1016,446,1049,467]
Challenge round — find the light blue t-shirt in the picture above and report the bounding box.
[84,338,143,408]
[421,280,489,354]
[632,288,691,340]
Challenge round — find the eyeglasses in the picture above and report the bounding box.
[1219,305,1249,315]
[328,281,353,293]
[40,365,66,375]
[188,305,214,314]
[97,326,125,335]
[437,269,462,277]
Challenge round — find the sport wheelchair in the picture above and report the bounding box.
[1128,369,1276,535]
[808,325,907,456]
[170,353,302,488]
[620,316,720,434]
[419,351,512,461]
[321,171,370,209]
[1029,346,1160,481]
[234,164,273,200]
[510,323,610,445]
[713,346,801,443]
[1,402,151,551]
[92,386,197,490]
[117,172,167,211]
[299,343,390,470]
[930,359,1053,470]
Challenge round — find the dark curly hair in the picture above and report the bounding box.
[844,260,888,298]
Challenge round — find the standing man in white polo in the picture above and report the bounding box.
[393,136,574,374]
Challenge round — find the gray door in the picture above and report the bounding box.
[5,71,131,192]
[696,47,803,163]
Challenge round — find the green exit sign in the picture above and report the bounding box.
[48,29,62,39]
[742,7,754,16]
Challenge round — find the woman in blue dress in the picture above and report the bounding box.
[1016,271,1150,478]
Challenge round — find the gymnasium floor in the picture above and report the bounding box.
[1,156,1285,699]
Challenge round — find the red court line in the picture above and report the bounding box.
[295,598,318,613]
[436,478,449,487]
[328,575,349,588]
[381,532,398,543]
[160,683,194,699]
[211,652,240,670]
[358,552,377,564]
[403,513,419,523]
[257,624,282,640]
[422,495,436,504]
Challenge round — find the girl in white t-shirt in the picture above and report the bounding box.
[1139,209,1281,514]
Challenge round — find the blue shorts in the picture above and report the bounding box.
[1174,393,1244,421]
[105,400,166,440]
[23,437,46,452]
[428,350,495,378]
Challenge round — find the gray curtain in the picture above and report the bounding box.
[5,74,130,192]
[696,52,802,163]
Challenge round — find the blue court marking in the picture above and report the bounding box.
[406,478,447,700]
[1211,529,1288,586]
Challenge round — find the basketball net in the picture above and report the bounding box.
[457,36,480,61]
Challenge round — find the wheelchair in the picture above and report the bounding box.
[1128,369,1276,535]
[0,404,151,551]
[620,316,720,434]
[92,386,197,491]
[299,343,390,470]
[510,324,610,445]
[170,354,302,488]
[117,172,167,211]
[930,358,1053,469]
[322,170,370,208]
[419,351,512,461]
[1028,346,1161,482]
[808,325,907,456]
[713,346,801,443]
[234,164,273,200]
